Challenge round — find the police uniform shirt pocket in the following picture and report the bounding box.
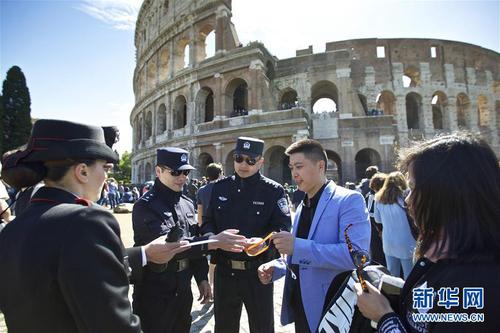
[249,200,269,219]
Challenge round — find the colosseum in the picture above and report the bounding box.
[130,0,499,185]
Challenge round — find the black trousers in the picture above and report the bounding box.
[132,270,193,333]
[214,265,274,333]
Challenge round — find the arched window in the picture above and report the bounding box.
[311,80,339,113]
[157,104,167,133]
[173,95,187,129]
[225,78,248,117]
[355,149,381,181]
[406,92,423,129]
[145,111,153,138]
[279,89,298,110]
[456,93,470,129]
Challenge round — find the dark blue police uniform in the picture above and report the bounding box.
[132,148,210,333]
[201,137,292,333]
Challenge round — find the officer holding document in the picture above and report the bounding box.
[132,147,246,333]
[201,137,292,333]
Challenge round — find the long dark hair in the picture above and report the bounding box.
[398,132,500,261]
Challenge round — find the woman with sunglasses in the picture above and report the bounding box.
[131,147,247,333]
[355,132,500,332]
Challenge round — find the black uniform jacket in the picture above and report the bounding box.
[201,172,291,261]
[132,178,208,283]
[0,187,141,333]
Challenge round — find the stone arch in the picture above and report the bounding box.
[358,94,368,115]
[376,90,395,116]
[195,87,215,123]
[159,47,169,81]
[431,91,448,130]
[173,95,187,129]
[279,88,298,110]
[175,37,190,72]
[135,116,143,144]
[263,146,291,185]
[145,162,153,182]
[145,111,153,139]
[456,93,470,129]
[147,59,156,91]
[139,162,145,184]
[311,80,339,113]
[224,149,236,176]
[403,66,420,88]
[477,95,490,127]
[157,103,167,133]
[197,24,215,62]
[198,152,214,177]
[325,150,342,184]
[225,78,248,117]
[406,92,423,129]
[355,148,381,181]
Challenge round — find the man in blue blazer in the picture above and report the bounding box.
[258,139,371,332]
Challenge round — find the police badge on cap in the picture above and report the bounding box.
[157,147,195,171]
[235,137,264,158]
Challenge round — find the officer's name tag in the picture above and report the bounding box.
[253,201,265,206]
[218,196,228,201]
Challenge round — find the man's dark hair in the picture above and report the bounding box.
[398,132,500,261]
[285,139,327,170]
[44,159,96,182]
[365,166,379,179]
[206,163,223,181]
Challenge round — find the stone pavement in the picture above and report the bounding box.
[0,212,295,332]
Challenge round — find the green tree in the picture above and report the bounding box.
[109,151,132,184]
[1,66,32,154]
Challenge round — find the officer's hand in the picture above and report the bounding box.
[197,280,213,304]
[144,236,190,264]
[245,237,263,248]
[354,281,393,322]
[271,231,295,255]
[258,262,274,285]
[209,229,247,252]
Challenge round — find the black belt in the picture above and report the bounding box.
[218,257,264,271]
[147,259,190,273]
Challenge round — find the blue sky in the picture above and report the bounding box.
[1,0,499,153]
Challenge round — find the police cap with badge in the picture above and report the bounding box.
[1,119,119,189]
[234,137,264,160]
[157,147,195,174]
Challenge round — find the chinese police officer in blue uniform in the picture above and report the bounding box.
[201,137,292,333]
[132,147,247,333]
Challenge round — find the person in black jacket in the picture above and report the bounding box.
[201,137,292,333]
[0,119,188,333]
[355,132,500,333]
[132,147,247,333]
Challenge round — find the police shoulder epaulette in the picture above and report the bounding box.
[261,176,280,189]
[74,197,92,207]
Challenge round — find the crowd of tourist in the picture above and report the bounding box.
[0,122,498,333]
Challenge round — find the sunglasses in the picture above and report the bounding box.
[245,232,297,280]
[344,224,370,292]
[160,166,190,177]
[233,154,260,166]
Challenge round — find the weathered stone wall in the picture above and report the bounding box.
[130,0,499,184]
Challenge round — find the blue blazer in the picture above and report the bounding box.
[271,181,370,332]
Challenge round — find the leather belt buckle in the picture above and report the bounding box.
[230,260,247,270]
